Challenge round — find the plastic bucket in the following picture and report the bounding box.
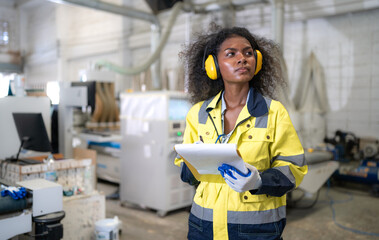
[95,216,120,240]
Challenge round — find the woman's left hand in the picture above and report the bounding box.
[218,162,262,192]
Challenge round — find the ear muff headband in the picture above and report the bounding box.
[204,54,220,80]
[254,49,262,75]
[204,49,263,80]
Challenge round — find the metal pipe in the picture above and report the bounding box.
[49,0,163,88]
[150,24,161,90]
[95,2,183,76]
[271,0,284,51]
[183,0,268,13]
[50,0,267,89]
[49,0,160,27]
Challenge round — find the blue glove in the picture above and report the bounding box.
[1,185,27,200]
[218,163,262,193]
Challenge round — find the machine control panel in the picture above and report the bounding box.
[169,120,186,140]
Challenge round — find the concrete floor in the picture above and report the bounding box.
[97,181,379,240]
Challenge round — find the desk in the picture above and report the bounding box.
[0,158,95,195]
[62,192,105,240]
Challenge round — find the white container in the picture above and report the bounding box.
[95,216,120,240]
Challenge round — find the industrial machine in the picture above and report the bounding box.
[294,130,379,207]
[119,91,195,217]
[0,178,65,239]
[88,141,121,184]
[59,69,120,159]
[324,130,379,195]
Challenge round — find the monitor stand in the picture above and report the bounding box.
[5,136,32,163]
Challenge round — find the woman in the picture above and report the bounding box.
[175,25,307,240]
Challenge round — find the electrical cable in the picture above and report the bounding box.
[326,181,379,237]
[0,161,4,179]
[0,161,9,180]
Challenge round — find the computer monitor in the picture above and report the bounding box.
[12,113,52,156]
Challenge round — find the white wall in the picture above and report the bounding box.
[55,0,131,93]
[19,1,58,88]
[283,9,379,138]
[125,1,379,140]
[1,0,377,141]
[17,0,131,94]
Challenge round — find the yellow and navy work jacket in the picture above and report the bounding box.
[174,87,308,240]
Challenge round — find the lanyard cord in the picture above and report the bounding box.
[208,111,251,144]
[207,112,223,143]
[215,134,226,144]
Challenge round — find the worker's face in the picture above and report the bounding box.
[217,36,256,85]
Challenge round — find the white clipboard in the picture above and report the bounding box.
[174,143,248,177]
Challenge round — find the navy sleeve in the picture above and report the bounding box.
[250,168,294,197]
[180,162,200,186]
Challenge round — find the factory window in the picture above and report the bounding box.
[46,81,60,105]
[0,20,10,46]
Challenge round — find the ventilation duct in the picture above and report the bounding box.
[145,0,183,14]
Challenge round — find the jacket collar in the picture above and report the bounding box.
[205,87,268,117]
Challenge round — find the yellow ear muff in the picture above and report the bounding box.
[204,55,219,80]
[254,49,263,75]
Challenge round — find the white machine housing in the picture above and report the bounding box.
[120,91,195,216]
[0,179,63,239]
[17,178,63,217]
[59,82,88,158]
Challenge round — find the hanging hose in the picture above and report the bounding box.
[95,1,183,76]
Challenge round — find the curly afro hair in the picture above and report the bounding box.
[180,24,285,104]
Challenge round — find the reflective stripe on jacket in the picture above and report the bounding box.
[175,87,308,240]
